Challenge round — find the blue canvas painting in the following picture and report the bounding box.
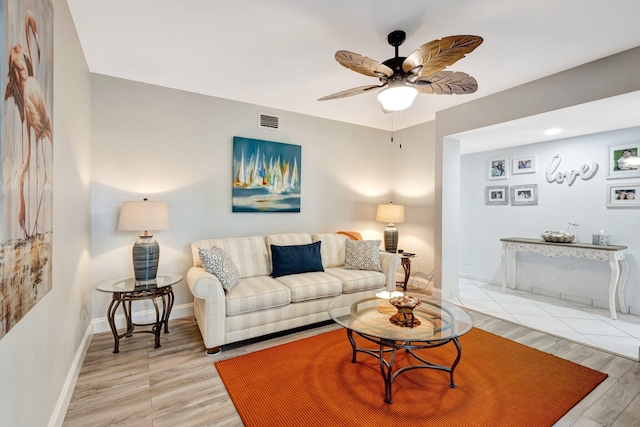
[232,137,301,212]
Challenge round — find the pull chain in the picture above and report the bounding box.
[391,113,401,149]
[391,113,394,144]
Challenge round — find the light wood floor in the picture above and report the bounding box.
[64,312,640,427]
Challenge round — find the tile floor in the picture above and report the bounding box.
[445,277,640,360]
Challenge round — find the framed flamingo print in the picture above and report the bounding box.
[0,0,54,340]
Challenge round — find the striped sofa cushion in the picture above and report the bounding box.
[325,267,385,294]
[312,233,348,268]
[192,236,270,278]
[225,276,291,316]
[275,271,342,302]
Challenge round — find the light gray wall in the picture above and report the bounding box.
[89,76,437,322]
[0,1,92,426]
[434,47,640,298]
[391,121,436,279]
[460,127,640,311]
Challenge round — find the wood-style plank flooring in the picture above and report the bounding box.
[64,312,640,426]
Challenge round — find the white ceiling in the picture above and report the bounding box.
[66,0,640,150]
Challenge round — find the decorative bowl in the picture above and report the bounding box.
[389,296,421,327]
[389,295,421,309]
[541,230,575,243]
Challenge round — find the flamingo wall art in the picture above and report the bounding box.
[232,137,301,212]
[0,0,54,340]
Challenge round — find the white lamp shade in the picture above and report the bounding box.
[377,85,418,111]
[118,200,170,232]
[376,203,405,224]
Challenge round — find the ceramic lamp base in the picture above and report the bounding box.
[132,235,159,281]
[384,224,398,253]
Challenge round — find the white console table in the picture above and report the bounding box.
[500,237,629,320]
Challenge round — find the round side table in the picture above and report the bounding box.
[397,254,417,291]
[96,274,182,353]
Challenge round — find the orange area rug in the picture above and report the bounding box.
[215,328,607,427]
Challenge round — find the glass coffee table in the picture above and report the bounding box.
[328,292,473,403]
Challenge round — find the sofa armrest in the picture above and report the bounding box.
[187,266,225,300]
[379,252,401,291]
[186,266,227,349]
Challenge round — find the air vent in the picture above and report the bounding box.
[258,112,280,130]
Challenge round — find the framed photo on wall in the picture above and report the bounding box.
[606,141,640,179]
[606,183,640,207]
[485,186,509,205]
[488,157,508,180]
[510,184,538,206]
[512,156,536,174]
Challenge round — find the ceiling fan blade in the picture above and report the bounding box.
[413,71,478,95]
[317,84,385,101]
[403,35,483,76]
[402,50,424,74]
[335,50,394,78]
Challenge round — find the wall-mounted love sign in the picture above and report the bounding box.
[546,154,598,186]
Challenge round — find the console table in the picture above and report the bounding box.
[500,237,628,320]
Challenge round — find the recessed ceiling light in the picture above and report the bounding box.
[544,128,562,136]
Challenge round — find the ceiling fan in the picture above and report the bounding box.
[318,30,483,112]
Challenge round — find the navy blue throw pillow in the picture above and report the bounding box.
[271,241,324,278]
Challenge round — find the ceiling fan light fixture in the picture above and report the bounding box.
[377,83,418,111]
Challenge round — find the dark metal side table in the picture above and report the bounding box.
[96,274,182,353]
[397,254,417,291]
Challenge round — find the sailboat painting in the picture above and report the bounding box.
[232,137,301,212]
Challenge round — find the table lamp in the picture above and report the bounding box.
[376,202,405,253]
[118,198,170,281]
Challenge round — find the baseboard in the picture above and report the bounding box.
[48,322,93,427]
[460,273,503,287]
[460,273,610,308]
[92,302,194,334]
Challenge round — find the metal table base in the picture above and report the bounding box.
[346,329,462,404]
[106,286,174,353]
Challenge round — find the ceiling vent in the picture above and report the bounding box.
[258,112,280,130]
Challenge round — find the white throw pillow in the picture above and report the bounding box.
[198,246,241,292]
[344,240,382,272]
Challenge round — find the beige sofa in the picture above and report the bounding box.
[186,232,401,354]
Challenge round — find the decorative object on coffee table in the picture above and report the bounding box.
[376,202,405,253]
[375,290,403,314]
[389,295,421,327]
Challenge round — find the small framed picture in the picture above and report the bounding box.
[510,184,538,206]
[606,183,640,207]
[606,141,640,179]
[488,157,508,180]
[512,156,536,174]
[485,186,509,205]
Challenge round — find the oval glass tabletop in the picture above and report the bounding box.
[96,274,183,293]
[328,292,473,342]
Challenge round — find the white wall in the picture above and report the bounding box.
[391,121,436,281]
[460,127,640,311]
[0,1,92,426]
[89,75,437,325]
[434,46,640,297]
